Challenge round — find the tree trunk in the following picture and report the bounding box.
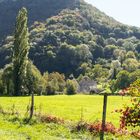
[100,94,108,140]
[13,73,21,96]
[29,92,34,120]
[7,82,10,95]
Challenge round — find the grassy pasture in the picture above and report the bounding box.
[0,95,131,125]
[0,95,136,140]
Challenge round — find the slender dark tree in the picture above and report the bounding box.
[12,7,29,96]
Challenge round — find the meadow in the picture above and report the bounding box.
[0,95,138,139]
[0,95,131,125]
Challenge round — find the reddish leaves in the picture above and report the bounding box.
[76,121,117,134]
[116,98,140,129]
[39,115,64,124]
[87,121,116,134]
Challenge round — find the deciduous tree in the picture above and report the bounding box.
[12,8,30,96]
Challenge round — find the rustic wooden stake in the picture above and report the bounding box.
[29,92,34,120]
[100,94,108,140]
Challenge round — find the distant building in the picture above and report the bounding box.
[78,76,98,93]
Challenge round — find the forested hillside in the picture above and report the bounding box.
[1,0,140,83]
[0,0,78,41]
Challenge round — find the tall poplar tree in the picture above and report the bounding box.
[12,7,29,96]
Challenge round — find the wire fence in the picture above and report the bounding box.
[0,103,103,122]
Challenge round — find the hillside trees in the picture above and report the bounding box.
[46,72,66,95]
[113,70,130,90]
[12,8,30,96]
[135,43,140,53]
[2,64,13,95]
[66,79,78,95]
[0,70,4,95]
[123,58,139,72]
[90,64,108,82]
[104,45,118,59]
[1,5,140,78]
[26,61,46,96]
[1,0,140,96]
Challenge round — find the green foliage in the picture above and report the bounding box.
[126,51,136,59]
[0,61,45,96]
[117,99,140,129]
[135,43,140,53]
[2,64,13,95]
[0,0,77,42]
[46,72,66,95]
[25,61,45,95]
[129,70,140,83]
[12,8,30,96]
[111,69,140,92]
[1,0,140,93]
[117,80,140,129]
[0,69,4,95]
[113,70,130,90]
[66,79,78,95]
[104,45,118,58]
[123,58,139,72]
[128,79,140,97]
[1,0,140,78]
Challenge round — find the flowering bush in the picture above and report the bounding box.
[117,79,140,129]
[116,99,140,129]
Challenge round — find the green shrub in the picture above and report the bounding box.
[46,80,58,95]
[66,79,78,95]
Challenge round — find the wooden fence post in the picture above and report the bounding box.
[29,92,34,120]
[100,94,108,140]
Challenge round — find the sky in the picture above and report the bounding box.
[85,0,140,27]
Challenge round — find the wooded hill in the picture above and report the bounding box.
[0,0,78,41]
[1,0,140,78]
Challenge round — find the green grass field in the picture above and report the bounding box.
[0,95,130,125]
[0,95,137,140]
